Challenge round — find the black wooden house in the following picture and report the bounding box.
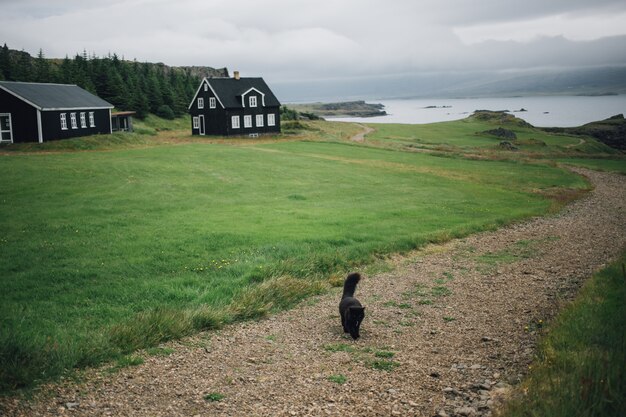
[0,81,113,144]
[188,72,281,136]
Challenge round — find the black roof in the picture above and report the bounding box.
[0,81,113,110]
[190,77,281,109]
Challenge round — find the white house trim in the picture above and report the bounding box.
[241,87,266,106]
[0,84,43,110]
[187,78,225,110]
[37,110,43,143]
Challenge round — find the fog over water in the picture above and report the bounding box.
[328,95,626,127]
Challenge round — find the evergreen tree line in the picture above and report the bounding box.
[0,44,210,119]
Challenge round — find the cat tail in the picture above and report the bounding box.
[342,273,361,298]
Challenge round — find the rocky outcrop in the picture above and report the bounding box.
[482,127,517,140]
[541,114,626,150]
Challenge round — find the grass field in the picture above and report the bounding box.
[556,158,626,174]
[501,252,626,417]
[364,113,618,155]
[0,116,595,392]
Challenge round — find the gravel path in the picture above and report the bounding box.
[2,168,625,417]
[350,124,375,142]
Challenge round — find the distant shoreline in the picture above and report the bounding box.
[287,100,387,119]
[322,95,626,128]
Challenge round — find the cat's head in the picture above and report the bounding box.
[348,306,365,339]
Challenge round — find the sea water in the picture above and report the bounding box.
[329,95,626,127]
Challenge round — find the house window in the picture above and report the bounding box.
[267,113,276,126]
[209,97,216,109]
[243,115,252,128]
[231,115,240,129]
[70,113,78,129]
[80,112,87,128]
[60,113,68,130]
[249,96,257,107]
[198,97,204,109]
[0,114,13,143]
[256,114,264,127]
[89,112,95,127]
[204,83,208,92]
[193,117,199,129]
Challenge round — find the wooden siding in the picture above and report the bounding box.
[0,88,39,143]
[40,109,111,141]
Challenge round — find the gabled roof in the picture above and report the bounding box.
[188,77,281,110]
[0,81,113,111]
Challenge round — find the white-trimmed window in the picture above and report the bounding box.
[70,113,78,129]
[231,115,240,129]
[209,97,216,109]
[0,114,13,143]
[267,113,276,126]
[89,112,95,127]
[198,97,204,109]
[243,115,252,128]
[193,116,200,129]
[60,113,68,130]
[256,114,264,127]
[249,96,257,107]
[80,112,87,128]
[204,83,208,92]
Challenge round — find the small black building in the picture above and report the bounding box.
[0,81,113,144]
[111,111,136,132]
[188,72,281,136]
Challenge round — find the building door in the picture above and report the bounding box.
[199,115,205,135]
[0,114,13,144]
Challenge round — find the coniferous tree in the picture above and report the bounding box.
[0,44,11,80]
[34,49,52,82]
[0,43,205,119]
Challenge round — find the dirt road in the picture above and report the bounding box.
[3,168,625,417]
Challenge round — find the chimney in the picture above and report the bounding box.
[234,71,240,80]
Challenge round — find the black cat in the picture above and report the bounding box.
[339,272,365,340]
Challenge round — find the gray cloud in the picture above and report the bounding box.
[1,0,625,84]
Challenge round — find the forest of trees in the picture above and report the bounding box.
[0,44,227,119]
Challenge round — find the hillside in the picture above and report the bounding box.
[541,114,626,150]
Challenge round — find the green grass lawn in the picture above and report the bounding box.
[0,128,589,391]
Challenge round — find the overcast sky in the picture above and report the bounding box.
[2,0,626,83]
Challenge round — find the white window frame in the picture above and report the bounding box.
[256,114,264,127]
[198,97,204,109]
[60,113,68,130]
[249,96,257,107]
[70,113,78,129]
[0,113,13,143]
[231,115,240,129]
[80,112,87,128]
[89,112,95,127]
[209,97,216,109]
[204,83,208,92]
[243,115,252,128]
[193,116,200,129]
[267,113,276,126]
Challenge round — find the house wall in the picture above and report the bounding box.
[190,81,227,136]
[225,106,281,136]
[40,109,111,141]
[0,88,39,143]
